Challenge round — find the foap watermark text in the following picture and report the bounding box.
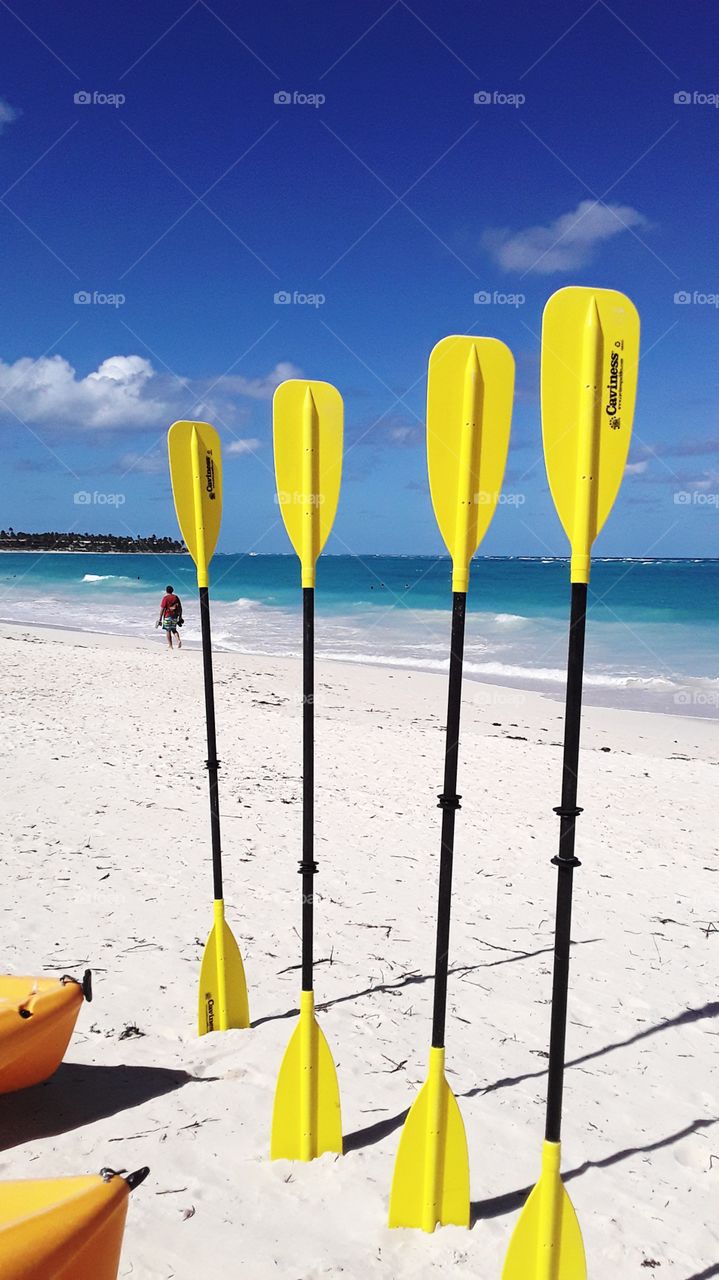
[275,491,325,507]
[74,90,125,108]
[74,491,125,506]
[674,490,718,508]
[474,290,525,307]
[475,490,525,507]
[673,689,719,709]
[674,90,719,107]
[274,90,325,108]
[274,290,325,307]
[74,290,125,307]
[474,90,525,107]
[674,290,719,307]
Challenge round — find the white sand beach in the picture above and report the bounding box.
[1,622,717,1279]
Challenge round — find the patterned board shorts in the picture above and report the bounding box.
[162,617,178,631]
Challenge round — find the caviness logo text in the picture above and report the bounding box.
[205,451,217,500]
[605,342,623,430]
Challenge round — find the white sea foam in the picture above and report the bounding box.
[81,573,141,584]
[463,660,674,690]
[324,652,450,672]
[1,557,715,716]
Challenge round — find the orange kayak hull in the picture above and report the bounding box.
[0,1171,134,1280]
[0,976,85,1094]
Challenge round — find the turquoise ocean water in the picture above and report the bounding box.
[0,552,716,716]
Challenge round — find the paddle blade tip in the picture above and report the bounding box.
[426,335,515,577]
[388,1070,470,1231]
[167,419,223,574]
[541,285,640,577]
[502,1156,586,1280]
[272,379,344,573]
[197,920,250,1035]
[270,1008,342,1161]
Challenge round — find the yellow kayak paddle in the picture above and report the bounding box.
[388,336,514,1231]
[270,380,343,1161]
[502,286,640,1280]
[168,421,250,1035]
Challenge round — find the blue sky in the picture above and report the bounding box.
[1,0,717,557]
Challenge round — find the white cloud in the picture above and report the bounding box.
[0,354,163,429]
[687,469,719,492]
[483,200,648,274]
[225,438,262,456]
[625,460,648,476]
[116,450,166,474]
[0,354,300,433]
[0,98,19,135]
[388,424,422,446]
[657,438,719,459]
[220,361,302,400]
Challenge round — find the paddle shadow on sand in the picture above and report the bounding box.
[344,1107,410,1154]
[471,1115,719,1224]
[344,998,719,1158]
[252,940,599,1031]
[0,1060,207,1151]
[465,999,719,1104]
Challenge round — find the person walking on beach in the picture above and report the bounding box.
[156,585,183,649]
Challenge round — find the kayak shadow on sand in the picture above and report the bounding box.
[0,1061,207,1152]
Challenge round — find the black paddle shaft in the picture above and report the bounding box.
[198,586,224,902]
[545,581,588,1143]
[301,587,316,992]
[431,591,467,1050]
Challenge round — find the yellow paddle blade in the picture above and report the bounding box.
[542,286,640,584]
[167,420,223,588]
[198,901,250,1035]
[273,380,343,587]
[388,1047,470,1232]
[427,336,514,592]
[270,991,342,1160]
[502,1142,586,1280]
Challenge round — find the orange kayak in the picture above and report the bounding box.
[0,972,91,1094]
[0,1167,148,1280]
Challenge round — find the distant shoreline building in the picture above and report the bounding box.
[0,529,185,554]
